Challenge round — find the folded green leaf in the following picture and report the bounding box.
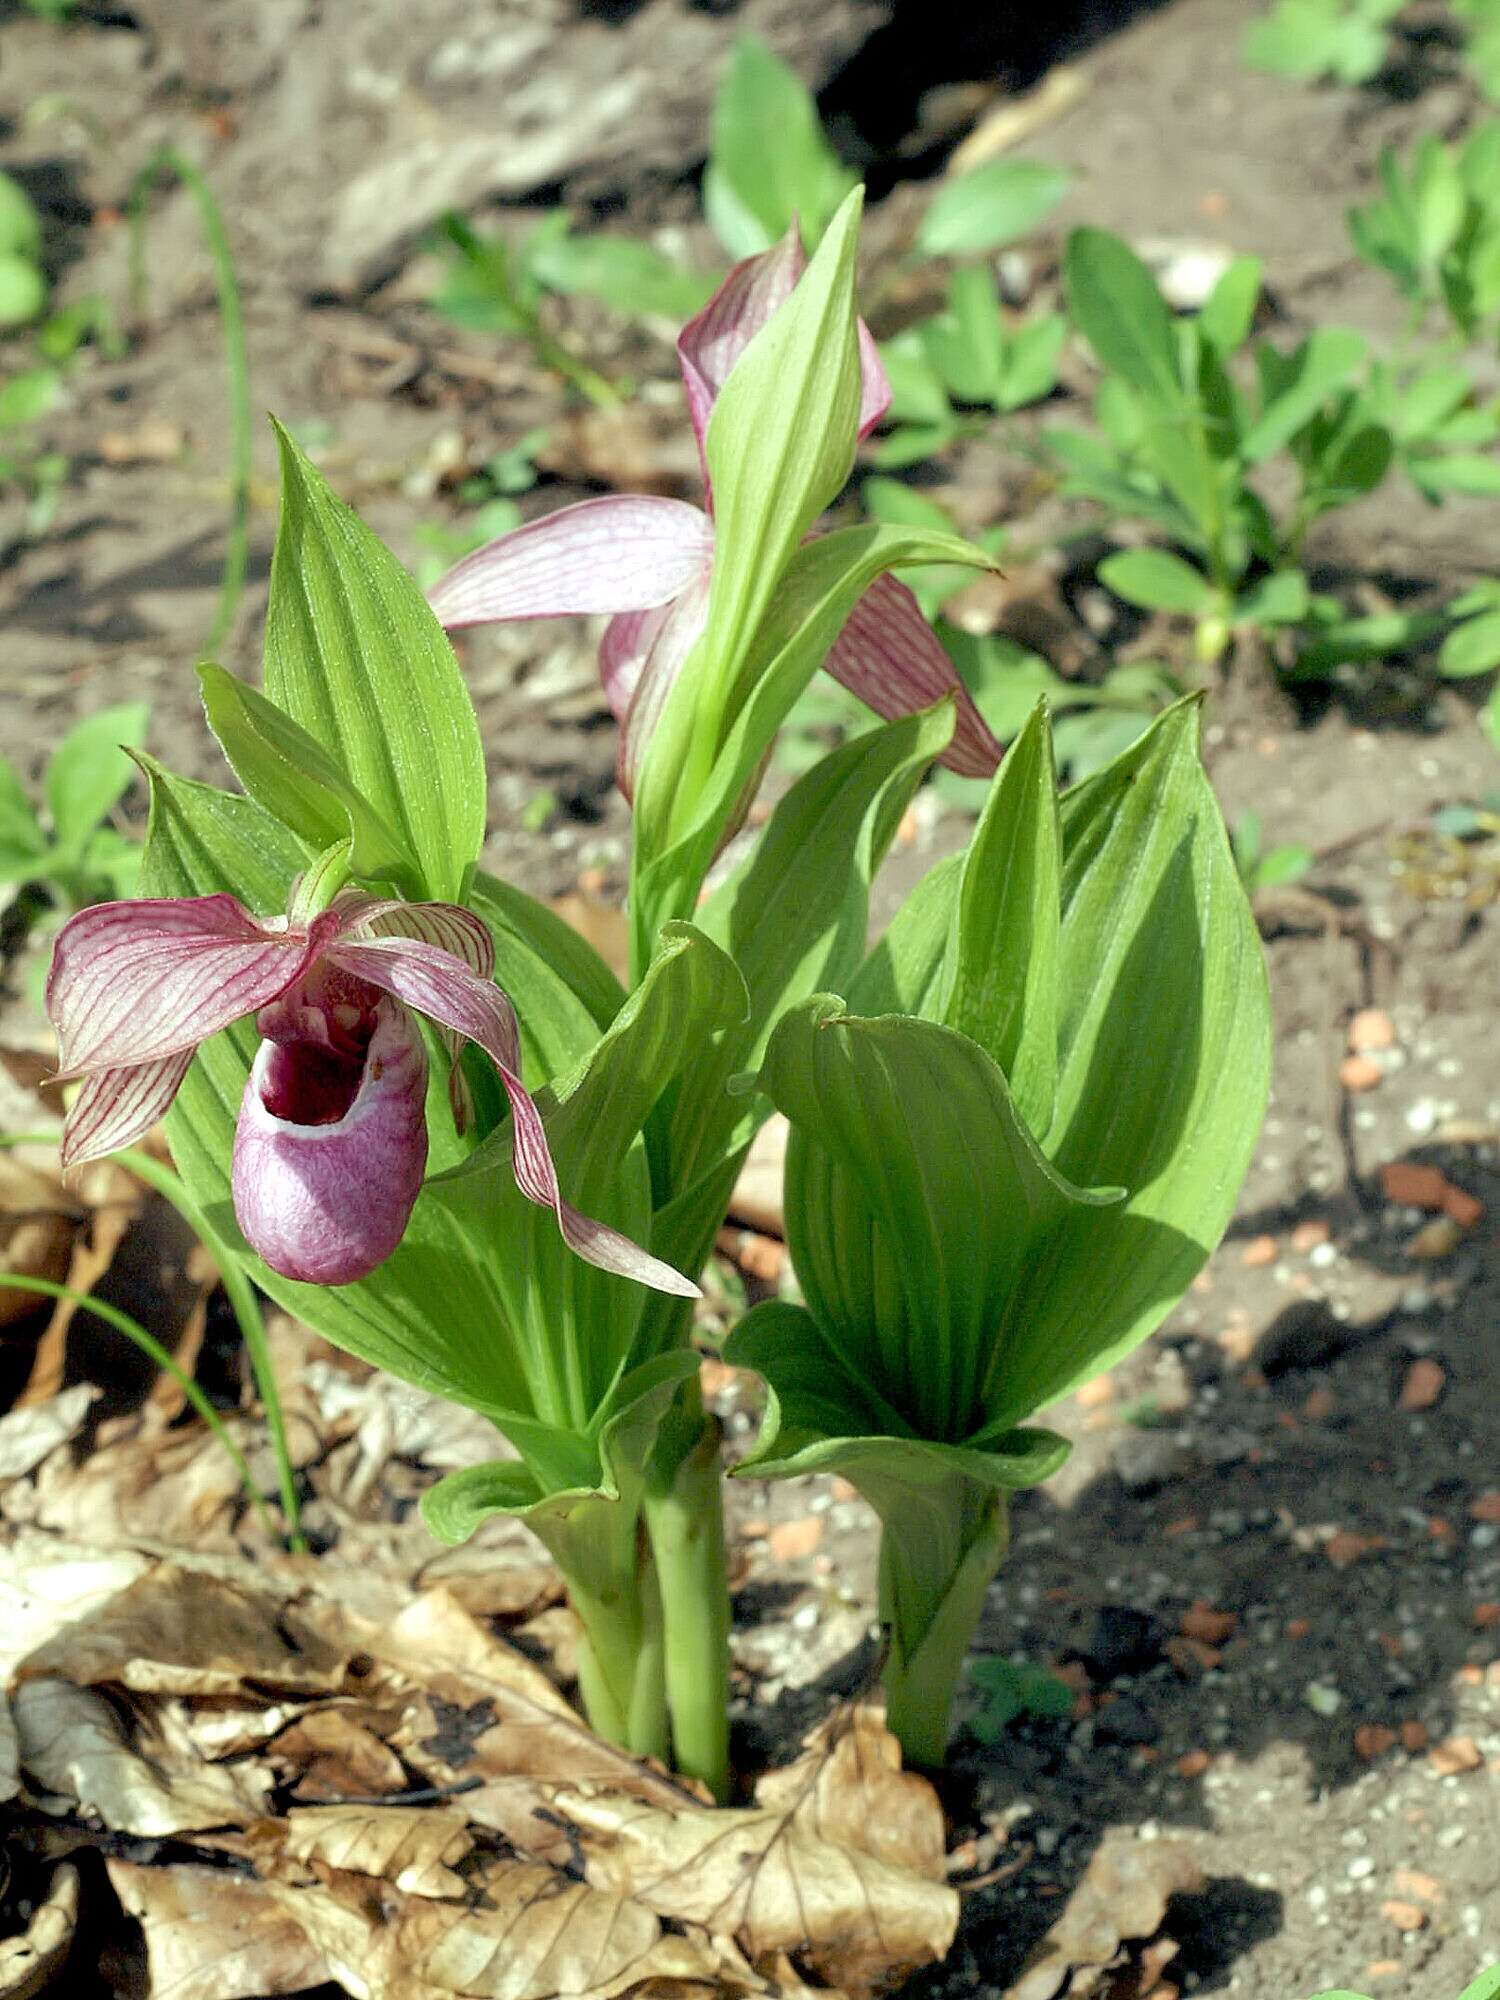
[667,701,957,1184]
[46,701,149,862]
[199,663,411,886]
[263,423,487,903]
[917,159,1071,259]
[946,699,1060,1134]
[761,998,1116,1442]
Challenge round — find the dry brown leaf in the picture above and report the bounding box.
[0,1861,77,2000]
[342,1588,693,1807]
[108,1858,331,2000]
[550,1783,958,1993]
[418,1541,563,1620]
[0,1534,152,1682]
[13,1413,247,1544]
[19,1160,140,1404]
[1004,1836,1205,2000]
[16,1560,351,1698]
[274,1705,410,1800]
[275,1860,736,2000]
[753,1704,947,1884]
[0,1386,95,1484]
[13,1677,270,1834]
[280,1803,474,1896]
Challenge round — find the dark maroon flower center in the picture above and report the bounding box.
[255,964,386,1126]
[257,1039,369,1126]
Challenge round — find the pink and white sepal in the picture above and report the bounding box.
[44,885,696,1297]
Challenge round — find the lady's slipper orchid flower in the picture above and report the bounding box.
[428,232,1002,800]
[46,888,696,1296]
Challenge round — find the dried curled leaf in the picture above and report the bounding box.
[15,1561,351,1698]
[108,1859,330,2000]
[13,1678,271,1835]
[0,1862,78,2000]
[550,1781,958,1993]
[754,1703,947,1883]
[1004,1835,1205,2000]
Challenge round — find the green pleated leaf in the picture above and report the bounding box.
[761,999,1115,1441]
[46,701,150,860]
[198,663,411,885]
[263,423,486,903]
[434,922,747,1408]
[665,701,957,1187]
[423,1351,700,1537]
[985,695,1270,1422]
[473,869,626,1038]
[945,699,1060,1134]
[847,851,962,1020]
[726,1297,1068,1765]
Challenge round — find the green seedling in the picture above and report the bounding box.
[0,702,149,915]
[1243,0,1402,86]
[430,213,625,406]
[967,1657,1076,1745]
[1347,126,1500,347]
[1050,227,1453,682]
[875,264,1067,468]
[1233,809,1315,893]
[460,34,1069,368]
[859,476,1176,780]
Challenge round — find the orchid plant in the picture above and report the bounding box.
[45,188,1270,1790]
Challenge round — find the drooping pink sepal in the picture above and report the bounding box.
[233,1000,430,1285]
[825,573,1003,779]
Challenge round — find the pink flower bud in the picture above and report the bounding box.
[232,998,429,1285]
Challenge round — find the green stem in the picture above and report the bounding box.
[644,1379,731,1801]
[128,147,252,653]
[878,1483,1009,1769]
[558,1505,670,1763]
[522,1471,671,1762]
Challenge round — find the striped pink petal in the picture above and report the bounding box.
[337,893,496,1132]
[678,229,891,484]
[825,573,1003,779]
[678,230,807,469]
[324,935,699,1298]
[427,496,713,631]
[47,895,338,1078]
[60,1051,197,1170]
